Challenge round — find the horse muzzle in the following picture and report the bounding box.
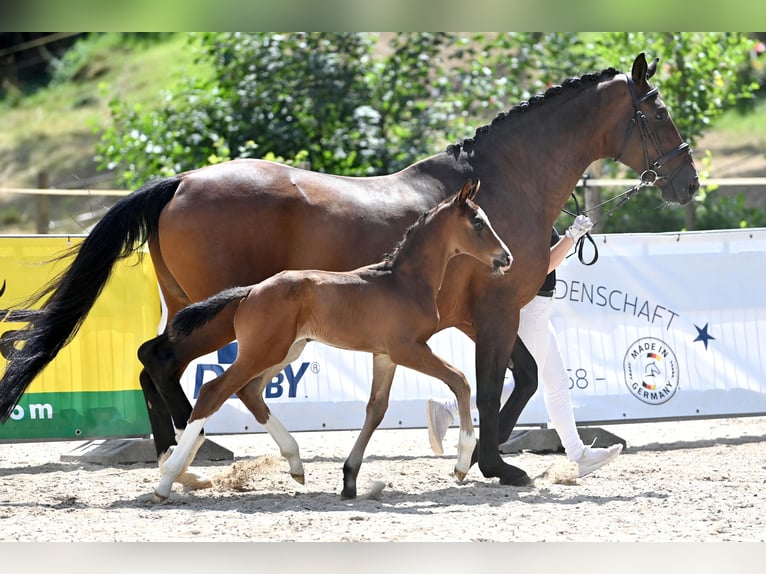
[492,251,512,275]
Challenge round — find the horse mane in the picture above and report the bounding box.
[445,67,620,157]
[379,209,432,270]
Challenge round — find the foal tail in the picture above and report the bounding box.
[169,286,252,340]
[0,176,182,423]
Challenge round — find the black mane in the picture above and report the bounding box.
[446,67,620,157]
[379,209,431,269]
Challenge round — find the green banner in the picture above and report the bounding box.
[0,390,150,440]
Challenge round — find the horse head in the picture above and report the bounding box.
[452,180,512,274]
[612,53,700,206]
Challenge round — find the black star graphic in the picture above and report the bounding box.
[693,323,716,350]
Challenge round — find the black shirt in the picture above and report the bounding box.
[537,227,559,294]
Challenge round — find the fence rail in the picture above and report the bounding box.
[3,176,766,197]
[2,176,765,234]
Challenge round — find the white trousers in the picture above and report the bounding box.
[508,294,585,460]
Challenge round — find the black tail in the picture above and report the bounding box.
[0,176,182,422]
[169,286,251,340]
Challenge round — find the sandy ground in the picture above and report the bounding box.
[0,416,764,544]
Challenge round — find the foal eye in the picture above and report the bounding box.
[472,217,485,231]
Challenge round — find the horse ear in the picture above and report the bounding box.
[469,179,480,201]
[646,57,659,79]
[456,180,473,204]
[631,53,648,86]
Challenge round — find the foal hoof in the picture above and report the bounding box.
[499,470,532,487]
[291,473,305,485]
[453,468,467,481]
[152,491,168,504]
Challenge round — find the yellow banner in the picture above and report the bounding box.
[0,236,161,393]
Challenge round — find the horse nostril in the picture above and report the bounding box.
[690,177,700,195]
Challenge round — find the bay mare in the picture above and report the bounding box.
[0,54,698,489]
[155,181,511,500]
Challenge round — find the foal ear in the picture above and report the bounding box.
[456,180,473,205]
[631,53,649,86]
[469,179,480,201]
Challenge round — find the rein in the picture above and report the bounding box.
[564,72,693,266]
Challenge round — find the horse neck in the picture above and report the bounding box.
[467,75,628,221]
[387,210,457,295]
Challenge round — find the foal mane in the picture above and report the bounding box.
[445,67,620,157]
[379,209,431,270]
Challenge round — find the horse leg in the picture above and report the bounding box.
[498,338,538,444]
[391,343,476,481]
[341,353,397,500]
[154,359,254,501]
[473,315,532,486]
[235,339,308,484]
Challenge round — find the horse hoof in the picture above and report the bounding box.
[152,491,168,504]
[291,473,305,485]
[499,470,532,487]
[340,488,357,500]
[454,469,467,481]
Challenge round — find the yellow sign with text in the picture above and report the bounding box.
[0,236,161,439]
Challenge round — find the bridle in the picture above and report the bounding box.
[566,72,693,265]
[614,72,692,189]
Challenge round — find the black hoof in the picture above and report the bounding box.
[499,468,532,487]
[340,487,357,500]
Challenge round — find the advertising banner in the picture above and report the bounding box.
[0,236,159,441]
[180,227,766,434]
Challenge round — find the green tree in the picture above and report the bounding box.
[96,32,762,232]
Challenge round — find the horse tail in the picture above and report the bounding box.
[169,286,252,340]
[0,176,182,423]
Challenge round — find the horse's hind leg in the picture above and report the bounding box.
[234,340,308,484]
[138,334,215,490]
[154,359,255,501]
[342,353,397,500]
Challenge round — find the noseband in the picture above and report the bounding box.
[614,73,692,187]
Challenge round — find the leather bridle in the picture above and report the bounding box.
[614,73,692,188]
[566,73,693,266]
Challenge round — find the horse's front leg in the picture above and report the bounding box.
[474,314,532,486]
[342,353,397,499]
[392,343,477,481]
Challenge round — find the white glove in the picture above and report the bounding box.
[565,214,593,241]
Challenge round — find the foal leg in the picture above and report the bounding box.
[153,361,253,501]
[392,343,476,481]
[235,339,308,483]
[341,353,397,500]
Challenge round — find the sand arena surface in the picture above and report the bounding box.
[0,416,764,542]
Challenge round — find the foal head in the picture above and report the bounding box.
[440,180,512,274]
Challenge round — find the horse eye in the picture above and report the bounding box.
[655,109,667,121]
[472,217,485,231]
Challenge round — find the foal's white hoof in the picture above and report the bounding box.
[152,491,169,504]
[176,470,213,491]
[291,473,305,485]
[454,468,467,481]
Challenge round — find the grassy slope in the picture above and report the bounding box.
[0,34,763,233]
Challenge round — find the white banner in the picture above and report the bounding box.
[179,228,766,434]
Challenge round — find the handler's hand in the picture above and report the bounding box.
[565,214,593,241]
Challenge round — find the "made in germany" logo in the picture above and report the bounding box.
[623,337,679,405]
